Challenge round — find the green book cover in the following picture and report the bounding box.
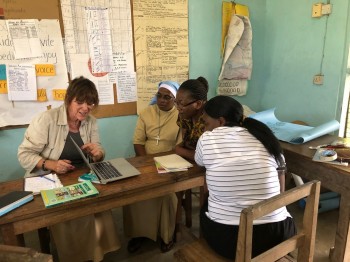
[40,181,99,208]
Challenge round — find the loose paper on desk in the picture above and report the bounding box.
[24,173,63,195]
[154,154,193,173]
[249,108,340,144]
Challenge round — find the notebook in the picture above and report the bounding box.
[70,136,140,184]
[0,191,33,216]
[41,181,99,208]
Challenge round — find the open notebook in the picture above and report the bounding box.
[24,173,63,195]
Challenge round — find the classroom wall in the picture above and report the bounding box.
[0,0,228,182]
[257,0,349,126]
[1,0,349,182]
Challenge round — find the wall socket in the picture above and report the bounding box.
[313,74,324,85]
[312,3,332,17]
[322,4,332,15]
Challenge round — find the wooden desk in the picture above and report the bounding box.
[0,154,205,247]
[281,135,350,262]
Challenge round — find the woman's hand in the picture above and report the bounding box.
[81,143,104,162]
[43,159,75,174]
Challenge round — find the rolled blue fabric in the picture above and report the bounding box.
[318,197,340,213]
[319,191,339,201]
[298,192,340,213]
[149,80,180,105]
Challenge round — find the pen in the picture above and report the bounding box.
[40,175,55,183]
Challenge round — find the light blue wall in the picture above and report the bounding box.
[258,0,350,125]
[1,0,349,182]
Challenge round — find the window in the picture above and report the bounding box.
[339,46,350,137]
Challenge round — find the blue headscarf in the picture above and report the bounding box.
[149,80,180,105]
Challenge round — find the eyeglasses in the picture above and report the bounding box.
[73,100,95,109]
[156,92,174,101]
[174,100,198,108]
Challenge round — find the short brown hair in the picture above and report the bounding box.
[64,76,99,107]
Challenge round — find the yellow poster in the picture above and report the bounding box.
[35,64,56,76]
[0,80,7,94]
[133,0,189,113]
[221,2,249,56]
[52,89,66,100]
[37,88,48,101]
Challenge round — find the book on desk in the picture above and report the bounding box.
[154,154,193,173]
[0,191,34,216]
[40,181,99,208]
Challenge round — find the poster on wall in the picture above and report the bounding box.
[0,19,68,127]
[218,13,252,96]
[217,79,247,96]
[60,0,135,78]
[133,0,189,113]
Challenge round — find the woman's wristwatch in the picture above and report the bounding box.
[42,159,48,171]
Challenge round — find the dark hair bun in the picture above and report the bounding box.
[197,76,209,93]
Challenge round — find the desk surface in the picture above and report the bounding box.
[281,135,350,262]
[0,154,205,245]
[281,135,350,194]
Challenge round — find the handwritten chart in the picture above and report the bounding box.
[133,0,189,112]
[6,19,43,59]
[85,7,113,73]
[60,0,134,73]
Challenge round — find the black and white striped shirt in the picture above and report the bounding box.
[195,126,291,225]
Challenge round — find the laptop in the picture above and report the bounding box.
[70,136,140,184]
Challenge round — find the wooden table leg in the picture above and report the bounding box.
[1,224,25,246]
[175,191,184,241]
[330,194,350,262]
[38,227,51,254]
[184,189,192,228]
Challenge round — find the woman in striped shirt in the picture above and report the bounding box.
[195,95,296,259]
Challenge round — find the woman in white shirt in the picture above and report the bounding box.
[195,95,296,259]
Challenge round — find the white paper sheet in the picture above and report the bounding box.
[7,64,37,101]
[6,19,43,59]
[116,71,137,103]
[85,7,113,73]
[219,15,252,81]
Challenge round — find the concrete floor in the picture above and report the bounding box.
[5,186,338,261]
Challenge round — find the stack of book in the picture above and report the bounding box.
[154,154,193,173]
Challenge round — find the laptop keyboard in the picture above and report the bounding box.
[92,162,122,180]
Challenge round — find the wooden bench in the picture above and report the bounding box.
[174,181,320,262]
[0,244,53,262]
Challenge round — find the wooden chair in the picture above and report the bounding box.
[174,180,321,262]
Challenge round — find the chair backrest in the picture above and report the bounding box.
[235,180,321,262]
